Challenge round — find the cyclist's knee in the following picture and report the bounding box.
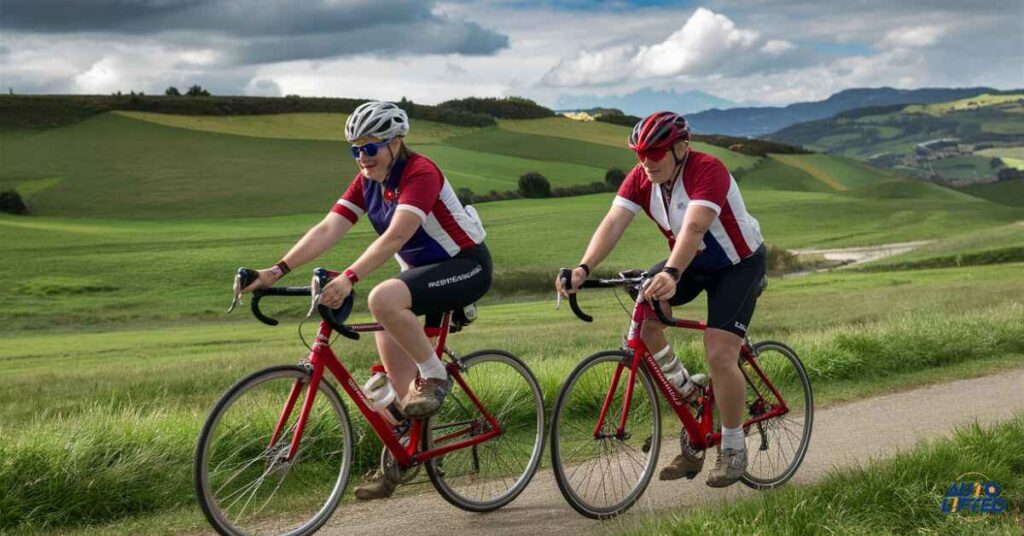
[704,329,743,368]
[367,280,411,318]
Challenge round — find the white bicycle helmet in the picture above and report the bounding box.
[345,101,410,142]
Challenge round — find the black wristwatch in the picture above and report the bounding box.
[577,263,591,276]
[661,266,681,281]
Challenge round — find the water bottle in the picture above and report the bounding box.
[363,364,406,426]
[652,347,703,402]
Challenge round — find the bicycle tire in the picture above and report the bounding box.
[423,350,546,512]
[195,365,353,536]
[739,341,813,490]
[550,350,661,520]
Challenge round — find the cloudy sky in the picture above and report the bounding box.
[1,0,1021,107]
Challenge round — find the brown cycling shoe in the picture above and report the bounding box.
[706,447,747,488]
[354,469,398,501]
[402,375,453,418]
[659,442,705,481]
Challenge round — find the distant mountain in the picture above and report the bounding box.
[555,88,738,117]
[688,87,1000,137]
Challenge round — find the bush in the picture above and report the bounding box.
[518,172,551,198]
[186,85,210,97]
[456,187,475,205]
[604,167,626,189]
[596,113,641,127]
[164,86,180,96]
[437,96,554,119]
[552,182,608,197]
[0,189,29,215]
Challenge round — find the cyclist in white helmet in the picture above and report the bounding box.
[241,100,491,500]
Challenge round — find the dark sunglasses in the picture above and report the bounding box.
[635,147,669,162]
[350,139,392,159]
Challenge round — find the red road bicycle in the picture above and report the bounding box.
[550,270,813,519]
[194,268,545,536]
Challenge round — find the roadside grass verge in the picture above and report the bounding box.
[1,294,1021,531]
[622,415,1024,535]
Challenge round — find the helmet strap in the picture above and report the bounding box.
[669,143,689,185]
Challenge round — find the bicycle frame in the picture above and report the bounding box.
[267,312,502,468]
[593,297,790,451]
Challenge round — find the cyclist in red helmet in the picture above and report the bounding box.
[556,110,766,488]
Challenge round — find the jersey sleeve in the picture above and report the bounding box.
[612,166,644,214]
[330,175,366,223]
[395,159,443,221]
[687,158,730,214]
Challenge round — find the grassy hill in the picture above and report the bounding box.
[766,92,1024,181]
[962,178,1024,206]
[2,109,930,219]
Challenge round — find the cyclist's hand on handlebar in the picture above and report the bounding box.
[642,271,677,302]
[555,266,588,298]
[320,274,352,309]
[241,268,282,293]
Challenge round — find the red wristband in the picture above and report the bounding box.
[343,268,359,284]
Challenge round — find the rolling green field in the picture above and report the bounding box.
[3,106,1024,533]
[963,179,1024,207]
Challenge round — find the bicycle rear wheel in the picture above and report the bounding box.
[423,350,545,512]
[550,350,660,519]
[195,365,353,536]
[739,341,813,490]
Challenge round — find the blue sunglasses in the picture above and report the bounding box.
[350,139,391,159]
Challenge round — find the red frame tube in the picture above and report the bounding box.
[596,299,790,451]
[282,311,500,468]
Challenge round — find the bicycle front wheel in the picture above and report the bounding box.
[195,365,353,536]
[740,341,813,490]
[423,350,545,512]
[550,350,661,520]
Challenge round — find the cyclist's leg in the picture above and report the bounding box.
[374,330,419,400]
[703,246,766,486]
[383,245,493,416]
[703,245,767,428]
[367,280,436,379]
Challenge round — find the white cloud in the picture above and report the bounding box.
[542,8,788,87]
[761,39,795,55]
[632,8,760,77]
[541,45,635,87]
[879,25,944,48]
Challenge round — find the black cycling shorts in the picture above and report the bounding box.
[650,244,766,337]
[397,243,492,323]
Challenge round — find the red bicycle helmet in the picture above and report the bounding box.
[629,111,691,160]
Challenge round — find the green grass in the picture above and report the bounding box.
[4,187,1023,332]
[115,111,479,144]
[963,179,1024,207]
[861,221,1024,270]
[739,157,836,193]
[443,127,639,172]
[624,415,1024,535]
[769,153,898,191]
[495,117,762,171]
[1,263,1022,531]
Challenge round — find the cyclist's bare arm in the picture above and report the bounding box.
[242,212,354,292]
[557,206,635,296]
[341,209,421,281]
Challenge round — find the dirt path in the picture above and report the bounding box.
[297,366,1024,536]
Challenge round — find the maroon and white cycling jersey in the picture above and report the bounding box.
[613,150,763,272]
[331,154,486,268]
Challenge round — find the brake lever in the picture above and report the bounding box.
[227,273,243,313]
[306,273,322,318]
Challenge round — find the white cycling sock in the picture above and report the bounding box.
[416,355,448,380]
[721,425,745,451]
